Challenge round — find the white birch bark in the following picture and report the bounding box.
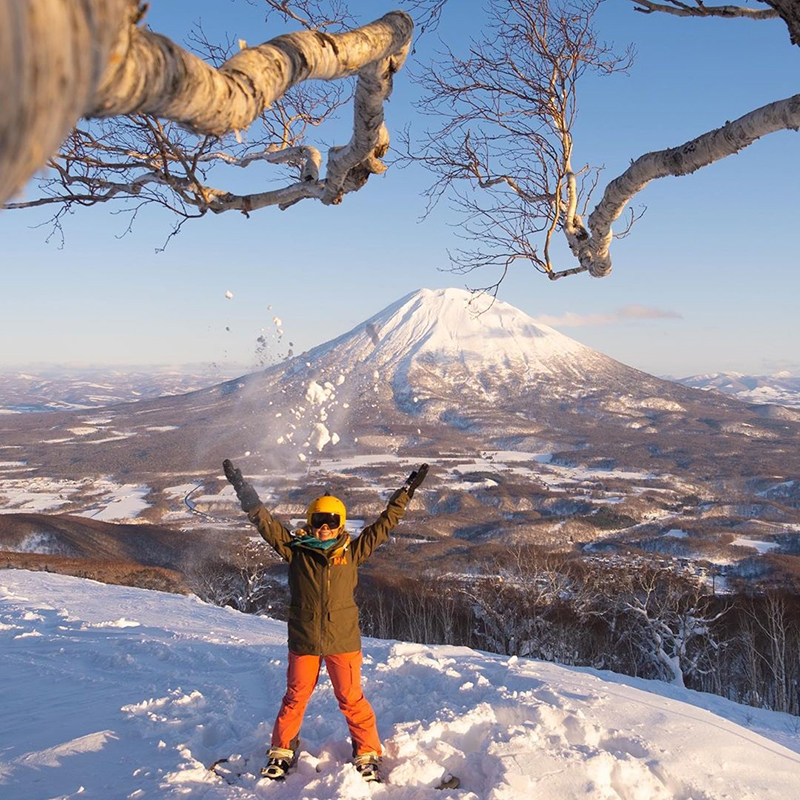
[571,93,800,277]
[0,0,413,207]
[89,10,413,135]
[0,0,131,205]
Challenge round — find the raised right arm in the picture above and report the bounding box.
[246,505,294,563]
[223,458,293,562]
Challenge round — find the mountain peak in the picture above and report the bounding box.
[312,287,597,379]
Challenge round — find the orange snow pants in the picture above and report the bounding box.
[272,650,381,755]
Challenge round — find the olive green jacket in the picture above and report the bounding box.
[247,488,410,656]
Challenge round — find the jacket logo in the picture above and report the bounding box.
[332,555,348,566]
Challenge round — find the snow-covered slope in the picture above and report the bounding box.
[676,371,800,409]
[1,288,799,510]
[308,287,603,379]
[1,571,798,800]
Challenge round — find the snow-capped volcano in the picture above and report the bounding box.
[310,287,600,380]
[277,287,660,422]
[1,288,799,483]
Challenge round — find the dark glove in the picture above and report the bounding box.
[403,463,429,499]
[223,459,261,513]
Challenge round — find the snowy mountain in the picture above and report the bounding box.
[0,365,244,413]
[2,288,796,478]
[1,570,798,800]
[676,371,800,409]
[1,288,799,580]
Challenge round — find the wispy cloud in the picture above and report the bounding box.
[535,305,682,328]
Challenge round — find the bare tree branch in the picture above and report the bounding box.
[571,93,800,276]
[629,0,778,22]
[401,0,632,282]
[1,0,414,223]
[404,0,799,285]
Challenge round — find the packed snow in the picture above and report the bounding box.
[0,477,150,520]
[1,572,798,800]
[80,484,151,522]
[730,537,780,554]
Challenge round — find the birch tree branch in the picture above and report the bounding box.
[0,0,132,205]
[89,10,413,135]
[572,93,800,277]
[629,1,778,21]
[1,0,414,217]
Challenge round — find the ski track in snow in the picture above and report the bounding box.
[1,573,799,800]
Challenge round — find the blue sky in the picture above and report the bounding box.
[1,0,798,377]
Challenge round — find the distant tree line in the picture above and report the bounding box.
[189,543,799,716]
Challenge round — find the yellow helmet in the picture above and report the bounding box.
[306,493,346,530]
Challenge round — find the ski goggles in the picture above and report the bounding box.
[310,512,341,529]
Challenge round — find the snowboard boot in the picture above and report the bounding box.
[261,746,296,780]
[354,751,381,783]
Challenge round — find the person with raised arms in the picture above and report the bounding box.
[222,458,428,783]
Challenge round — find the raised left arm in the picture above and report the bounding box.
[350,464,428,565]
[350,488,409,566]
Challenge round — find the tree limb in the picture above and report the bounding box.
[0,0,132,205]
[573,93,800,277]
[1,1,413,216]
[90,11,413,135]
[629,0,779,22]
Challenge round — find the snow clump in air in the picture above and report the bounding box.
[309,423,332,452]
[224,290,233,300]
[305,380,335,406]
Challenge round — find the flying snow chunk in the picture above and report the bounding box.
[305,380,334,406]
[331,432,340,445]
[298,453,307,462]
[244,451,251,457]
[225,290,234,300]
[272,316,282,327]
[309,423,332,452]
[373,370,380,380]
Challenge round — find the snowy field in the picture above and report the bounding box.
[0,476,152,522]
[1,572,798,800]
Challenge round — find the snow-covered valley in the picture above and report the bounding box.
[1,571,798,800]
[1,289,799,594]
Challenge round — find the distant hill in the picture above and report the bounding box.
[1,289,798,589]
[0,365,244,412]
[675,371,800,408]
[2,288,798,479]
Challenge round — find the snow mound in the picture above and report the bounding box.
[1,571,798,800]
